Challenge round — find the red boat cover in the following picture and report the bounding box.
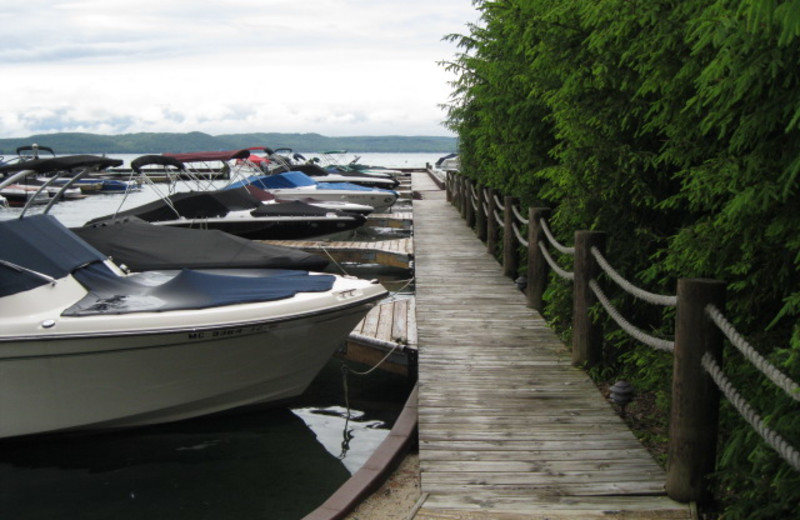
[163,149,251,162]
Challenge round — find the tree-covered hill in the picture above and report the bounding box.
[0,131,457,155]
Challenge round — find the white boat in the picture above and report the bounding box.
[230,170,399,213]
[0,214,387,439]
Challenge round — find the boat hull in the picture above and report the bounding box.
[0,298,378,439]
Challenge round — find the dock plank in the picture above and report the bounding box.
[410,172,692,519]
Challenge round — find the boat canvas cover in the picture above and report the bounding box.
[65,263,336,316]
[73,217,329,271]
[0,155,123,175]
[163,149,251,163]
[86,189,260,224]
[228,171,318,190]
[232,172,395,194]
[0,215,110,297]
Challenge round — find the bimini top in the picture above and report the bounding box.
[131,155,185,173]
[0,155,123,175]
[163,149,251,163]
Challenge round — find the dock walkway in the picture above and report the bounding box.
[410,172,693,519]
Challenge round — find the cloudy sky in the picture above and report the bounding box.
[0,1,479,138]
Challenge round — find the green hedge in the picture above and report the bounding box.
[443,1,800,518]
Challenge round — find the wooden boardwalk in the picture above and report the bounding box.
[410,172,693,519]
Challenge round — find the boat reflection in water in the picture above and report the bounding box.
[0,358,413,520]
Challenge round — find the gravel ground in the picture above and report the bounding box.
[343,452,422,520]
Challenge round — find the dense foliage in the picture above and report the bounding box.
[442,1,800,518]
[0,132,457,155]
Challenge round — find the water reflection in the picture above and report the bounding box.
[0,359,413,520]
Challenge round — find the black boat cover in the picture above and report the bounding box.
[73,217,329,272]
[0,215,338,313]
[0,215,107,297]
[0,155,123,174]
[65,263,336,316]
[86,189,261,224]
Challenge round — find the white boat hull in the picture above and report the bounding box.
[267,188,398,212]
[0,276,385,438]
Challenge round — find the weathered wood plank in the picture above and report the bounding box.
[411,172,690,519]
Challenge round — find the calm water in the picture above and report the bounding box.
[0,152,423,519]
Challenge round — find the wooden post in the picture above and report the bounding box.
[526,208,551,312]
[666,278,725,503]
[486,188,498,257]
[475,186,487,242]
[572,230,606,366]
[502,196,519,278]
[465,179,476,229]
[459,176,468,219]
[445,171,453,202]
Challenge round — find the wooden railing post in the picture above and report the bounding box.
[502,196,519,278]
[526,208,551,312]
[666,278,726,503]
[475,185,487,242]
[445,171,453,203]
[572,230,606,366]
[465,180,476,229]
[486,188,498,257]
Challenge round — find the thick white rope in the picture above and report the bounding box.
[706,304,800,402]
[590,246,677,307]
[538,241,574,281]
[590,279,675,352]
[701,353,800,471]
[540,218,575,255]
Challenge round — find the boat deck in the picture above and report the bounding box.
[409,171,693,519]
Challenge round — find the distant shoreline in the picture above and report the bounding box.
[0,131,458,155]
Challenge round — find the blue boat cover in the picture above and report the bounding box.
[228,171,396,194]
[0,215,337,313]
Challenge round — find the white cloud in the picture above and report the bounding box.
[0,0,478,137]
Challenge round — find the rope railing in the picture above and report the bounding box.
[706,304,800,402]
[591,246,678,307]
[493,209,504,228]
[538,241,574,281]
[590,280,675,352]
[512,204,527,225]
[493,194,505,211]
[540,218,575,255]
[701,353,800,471]
[512,221,528,247]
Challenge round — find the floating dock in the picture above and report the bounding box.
[341,297,417,377]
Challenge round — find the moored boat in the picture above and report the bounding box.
[0,214,387,439]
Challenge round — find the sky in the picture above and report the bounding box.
[0,1,479,139]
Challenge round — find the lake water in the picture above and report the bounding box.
[0,152,424,519]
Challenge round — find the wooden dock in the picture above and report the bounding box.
[410,172,694,519]
[262,237,413,269]
[342,297,418,376]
